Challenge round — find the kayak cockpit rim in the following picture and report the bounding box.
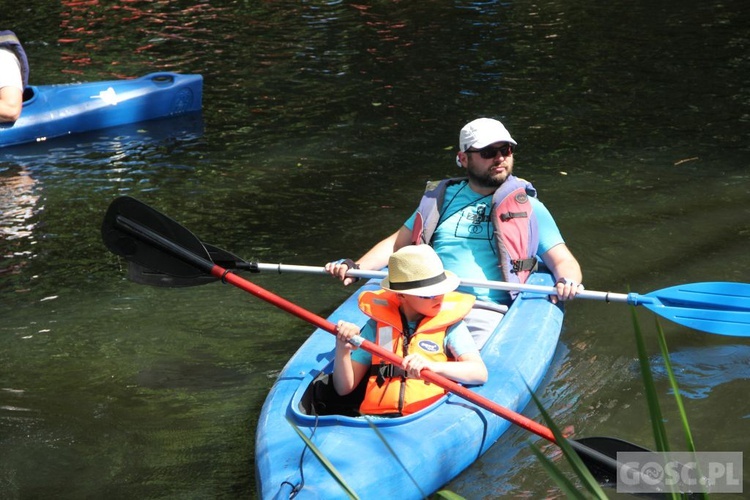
[291,361,450,426]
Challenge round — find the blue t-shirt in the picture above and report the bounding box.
[351,318,477,365]
[404,180,564,303]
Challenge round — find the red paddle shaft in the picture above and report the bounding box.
[213,265,557,443]
[106,203,627,481]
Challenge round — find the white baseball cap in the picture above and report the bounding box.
[459,118,517,152]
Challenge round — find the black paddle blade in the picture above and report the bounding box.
[102,196,211,279]
[127,243,256,287]
[574,436,651,486]
[127,261,218,287]
[574,437,705,498]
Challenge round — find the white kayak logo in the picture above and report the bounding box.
[91,87,119,105]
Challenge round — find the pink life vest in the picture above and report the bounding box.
[410,176,539,290]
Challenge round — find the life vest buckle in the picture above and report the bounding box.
[511,257,538,274]
[372,363,407,387]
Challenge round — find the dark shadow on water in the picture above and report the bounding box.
[135,357,249,391]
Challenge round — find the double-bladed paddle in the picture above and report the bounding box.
[127,230,750,338]
[102,196,701,493]
[252,265,750,337]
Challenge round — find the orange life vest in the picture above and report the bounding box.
[357,289,475,416]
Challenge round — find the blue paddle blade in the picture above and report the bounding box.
[634,282,750,337]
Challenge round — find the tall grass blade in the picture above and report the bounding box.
[287,417,360,499]
[655,319,710,500]
[630,306,670,453]
[363,416,427,498]
[529,443,589,499]
[654,318,696,452]
[433,490,467,499]
[632,308,687,499]
[527,384,609,499]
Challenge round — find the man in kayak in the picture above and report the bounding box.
[333,245,487,416]
[326,117,583,349]
[0,30,29,123]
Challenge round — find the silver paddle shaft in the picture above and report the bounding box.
[252,263,636,304]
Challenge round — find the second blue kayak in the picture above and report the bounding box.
[0,72,202,148]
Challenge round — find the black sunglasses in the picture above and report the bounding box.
[466,144,513,159]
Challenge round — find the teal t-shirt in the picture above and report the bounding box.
[404,180,564,304]
[351,318,477,365]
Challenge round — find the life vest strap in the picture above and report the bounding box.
[512,257,538,273]
[370,363,407,387]
[500,211,528,221]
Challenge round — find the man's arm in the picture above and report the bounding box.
[539,243,583,303]
[0,86,23,122]
[325,225,412,285]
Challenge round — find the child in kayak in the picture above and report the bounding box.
[333,245,488,416]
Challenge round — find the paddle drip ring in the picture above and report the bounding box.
[221,269,233,284]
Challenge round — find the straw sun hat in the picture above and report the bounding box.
[380,245,460,297]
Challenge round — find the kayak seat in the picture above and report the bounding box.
[298,371,367,417]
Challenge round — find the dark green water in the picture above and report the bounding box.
[1,0,748,498]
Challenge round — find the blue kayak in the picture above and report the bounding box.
[255,271,564,499]
[0,72,202,148]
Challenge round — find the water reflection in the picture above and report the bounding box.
[58,0,225,78]
[652,345,750,400]
[0,166,40,279]
[0,114,204,298]
[0,113,204,172]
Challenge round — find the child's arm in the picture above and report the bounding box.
[332,320,370,395]
[402,352,488,385]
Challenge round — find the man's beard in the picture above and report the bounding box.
[466,165,510,189]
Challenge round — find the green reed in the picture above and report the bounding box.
[527,306,706,499]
